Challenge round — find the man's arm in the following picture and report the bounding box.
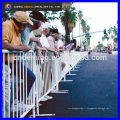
[44,47,60,56]
[30,37,40,43]
[2,42,30,52]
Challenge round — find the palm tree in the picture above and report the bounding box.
[59,7,78,43]
[60,7,78,29]
[85,32,91,46]
[81,19,91,50]
[78,10,83,20]
[86,25,90,32]
[81,19,86,33]
[43,11,59,22]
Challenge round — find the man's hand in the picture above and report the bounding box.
[42,47,47,51]
[54,50,60,57]
[20,45,30,52]
[36,45,47,51]
[2,42,30,52]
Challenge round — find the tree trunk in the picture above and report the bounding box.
[65,10,70,45]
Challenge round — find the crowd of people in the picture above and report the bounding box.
[2,11,79,116]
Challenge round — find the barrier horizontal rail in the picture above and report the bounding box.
[2,49,87,118]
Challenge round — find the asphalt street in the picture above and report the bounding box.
[28,52,118,118]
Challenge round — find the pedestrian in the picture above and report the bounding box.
[2,11,36,113]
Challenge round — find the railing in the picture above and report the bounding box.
[2,49,87,118]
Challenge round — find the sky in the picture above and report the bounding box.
[50,2,118,48]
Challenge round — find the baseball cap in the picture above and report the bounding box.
[13,11,33,25]
[29,11,44,23]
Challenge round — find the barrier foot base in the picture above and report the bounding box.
[67,74,76,76]
[53,90,69,93]
[61,80,73,82]
[70,70,79,71]
[30,113,56,117]
[74,67,80,69]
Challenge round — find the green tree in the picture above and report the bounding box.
[59,7,78,31]
[78,10,83,20]
[59,7,78,43]
[2,11,15,21]
[97,41,103,48]
[81,19,86,33]
[102,25,118,43]
[81,19,91,47]
[86,25,90,32]
[43,11,59,22]
[85,32,91,46]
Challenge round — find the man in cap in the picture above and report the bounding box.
[3,11,32,51]
[48,29,60,50]
[2,11,36,112]
[21,11,45,50]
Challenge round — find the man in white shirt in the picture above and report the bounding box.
[47,29,65,86]
[39,24,59,56]
[38,23,60,101]
[47,29,59,49]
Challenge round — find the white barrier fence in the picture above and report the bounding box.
[2,50,87,118]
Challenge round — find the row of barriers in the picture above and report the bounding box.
[2,50,87,118]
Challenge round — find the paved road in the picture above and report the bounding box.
[29,52,118,118]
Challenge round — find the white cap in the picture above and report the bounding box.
[41,22,51,30]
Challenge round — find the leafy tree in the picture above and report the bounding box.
[102,25,118,43]
[2,11,15,21]
[78,10,83,20]
[96,41,103,48]
[59,7,78,31]
[43,11,59,22]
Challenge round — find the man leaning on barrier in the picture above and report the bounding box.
[48,29,66,70]
[2,11,36,113]
[36,22,60,101]
[21,11,45,52]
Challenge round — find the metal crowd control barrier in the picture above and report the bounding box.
[2,50,87,118]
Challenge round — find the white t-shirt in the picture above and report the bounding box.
[57,39,64,49]
[47,36,55,48]
[39,34,50,47]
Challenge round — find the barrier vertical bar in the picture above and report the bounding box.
[15,53,18,117]
[8,53,11,118]
[22,53,25,113]
[12,54,15,117]
[3,53,5,117]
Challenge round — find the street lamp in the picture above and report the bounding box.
[62,2,72,45]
